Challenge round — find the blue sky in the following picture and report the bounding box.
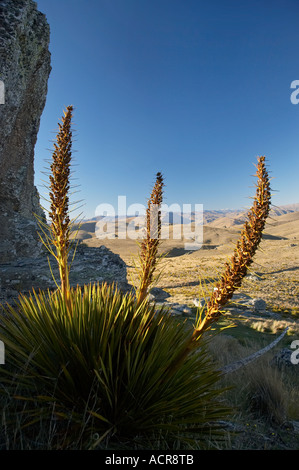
[35,0,299,219]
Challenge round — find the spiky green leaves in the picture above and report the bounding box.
[0,283,230,449]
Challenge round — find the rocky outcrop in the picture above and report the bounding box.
[0,1,129,303]
[0,0,51,262]
[0,243,130,305]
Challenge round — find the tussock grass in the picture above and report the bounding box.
[207,333,299,448]
[245,363,287,425]
[251,319,299,335]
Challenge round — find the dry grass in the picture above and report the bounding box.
[251,319,299,335]
[207,333,299,449]
[77,222,299,313]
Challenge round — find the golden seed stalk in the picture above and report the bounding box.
[136,172,164,305]
[194,155,271,337]
[164,156,272,377]
[35,105,75,311]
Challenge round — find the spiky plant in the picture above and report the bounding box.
[135,172,164,305]
[0,283,230,449]
[49,105,73,298]
[194,155,271,336]
[0,98,273,450]
[164,156,272,375]
[0,108,231,449]
[37,106,74,308]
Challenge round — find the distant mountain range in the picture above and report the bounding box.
[200,203,299,228]
[269,203,299,215]
[87,203,299,226]
[72,203,299,246]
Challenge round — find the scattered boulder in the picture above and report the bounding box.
[192,298,206,308]
[169,303,194,317]
[246,273,261,282]
[149,287,171,302]
[250,298,267,311]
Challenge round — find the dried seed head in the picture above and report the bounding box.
[49,105,74,251]
[136,172,164,304]
[195,156,271,336]
[47,105,74,302]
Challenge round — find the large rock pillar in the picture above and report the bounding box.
[0,0,51,262]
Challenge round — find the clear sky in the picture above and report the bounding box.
[35,0,299,219]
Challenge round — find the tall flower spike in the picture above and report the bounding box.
[163,156,271,379]
[194,155,271,337]
[48,105,74,305]
[136,172,164,305]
